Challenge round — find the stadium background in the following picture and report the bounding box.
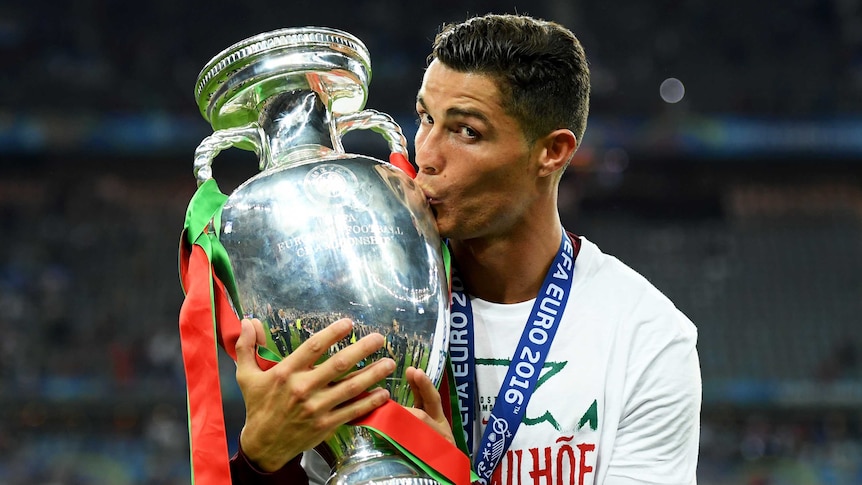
[1,0,861,483]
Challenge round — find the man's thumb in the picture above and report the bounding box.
[235,318,258,369]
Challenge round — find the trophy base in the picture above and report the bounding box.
[328,453,440,485]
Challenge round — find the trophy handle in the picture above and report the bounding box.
[334,109,409,158]
[193,123,266,186]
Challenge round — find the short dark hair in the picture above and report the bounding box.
[428,14,590,145]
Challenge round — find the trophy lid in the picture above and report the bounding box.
[195,27,372,131]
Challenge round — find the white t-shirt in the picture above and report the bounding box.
[303,236,701,484]
[466,237,701,485]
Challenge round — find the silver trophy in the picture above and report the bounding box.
[193,27,450,485]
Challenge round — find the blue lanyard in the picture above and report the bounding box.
[450,232,576,483]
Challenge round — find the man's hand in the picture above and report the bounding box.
[235,318,396,472]
[404,366,456,445]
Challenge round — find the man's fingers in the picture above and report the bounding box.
[407,367,445,420]
[321,357,396,409]
[403,407,435,428]
[406,367,425,409]
[269,319,390,394]
[235,318,261,372]
[251,318,268,347]
[402,369,458,446]
[336,387,391,425]
[317,333,387,379]
[402,408,457,446]
[288,318,356,369]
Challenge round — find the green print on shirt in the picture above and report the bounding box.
[474,359,600,433]
[578,399,598,431]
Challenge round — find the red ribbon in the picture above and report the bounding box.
[178,240,232,485]
[389,152,417,178]
[179,228,279,485]
[354,399,471,485]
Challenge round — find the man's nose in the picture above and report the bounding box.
[414,130,442,175]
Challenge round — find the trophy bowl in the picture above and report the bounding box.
[192,27,450,485]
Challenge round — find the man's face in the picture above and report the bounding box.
[414,60,542,241]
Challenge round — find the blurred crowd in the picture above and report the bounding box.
[0,166,190,395]
[2,0,862,483]
[1,0,861,121]
[0,156,859,484]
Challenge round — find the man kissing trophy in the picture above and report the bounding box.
[178,27,460,485]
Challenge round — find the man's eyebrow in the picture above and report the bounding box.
[446,107,490,124]
[415,96,490,124]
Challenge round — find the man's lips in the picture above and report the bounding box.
[422,191,441,217]
[421,188,440,205]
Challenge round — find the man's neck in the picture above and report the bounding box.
[450,223,563,304]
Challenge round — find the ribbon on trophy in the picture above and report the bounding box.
[178,177,270,485]
[178,152,472,485]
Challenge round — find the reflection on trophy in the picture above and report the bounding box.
[192,27,450,485]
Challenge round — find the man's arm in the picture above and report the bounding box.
[229,445,308,485]
[606,309,702,485]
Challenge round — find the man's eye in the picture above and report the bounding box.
[416,113,433,125]
[459,126,478,138]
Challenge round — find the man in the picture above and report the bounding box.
[230,13,701,484]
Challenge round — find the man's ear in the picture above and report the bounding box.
[536,129,577,178]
